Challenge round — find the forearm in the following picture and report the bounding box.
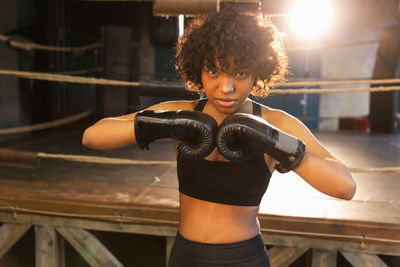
[82,117,135,150]
[293,152,356,200]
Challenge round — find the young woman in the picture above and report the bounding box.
[83,8,356,267]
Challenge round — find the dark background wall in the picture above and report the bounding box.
[1,0,399,137]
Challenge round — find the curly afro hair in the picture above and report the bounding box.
[175,8,288,97]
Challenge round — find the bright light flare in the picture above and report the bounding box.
[289,0,333,40]
[178,15,184,38]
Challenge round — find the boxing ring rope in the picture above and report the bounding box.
[272,78,400,87]
[269,86,400,94]
[0,69,399,173]
[0,148,398,173]
[54,66,104,75]
[38,152,177,167]
[0,34,102,53]
[1,69,400,93]
[0,15,397,267]
[0,111,91,135]
[300,116,355,121]
[34,153,400,173]
[0,69,140,87]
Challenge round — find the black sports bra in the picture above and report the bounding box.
[176,99,272,206]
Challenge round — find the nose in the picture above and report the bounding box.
[219,74,235,93]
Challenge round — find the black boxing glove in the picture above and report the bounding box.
[216,113,305,173]
[134,110,218,159]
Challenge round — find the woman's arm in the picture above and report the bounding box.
[82,100,194,150]
[267,110,356,200]
[82,113,137,150]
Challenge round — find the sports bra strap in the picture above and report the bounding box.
[194,98,208,111]
[193,98,262,117]
[252,101,262,117]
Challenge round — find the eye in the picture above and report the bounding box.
[207,69,218,77]
[235,71,249,79]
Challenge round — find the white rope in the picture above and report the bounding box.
[269,86,400,94]
[287,39,379,52]
[0,111,90,135]
[54,66,104,75]
[0,69,397,172]
[300,116,350,121]
[35,152,398,173]
[37,152,177,167]
[273,78,400,88]
[0,69,140,87]
[349,166,400,173]
[1,69,400,94]
[0,34,102,52]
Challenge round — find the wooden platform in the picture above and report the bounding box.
[0,128,399,266]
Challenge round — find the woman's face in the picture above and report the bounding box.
[201,62,255,115]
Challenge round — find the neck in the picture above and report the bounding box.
[204,98,252,124]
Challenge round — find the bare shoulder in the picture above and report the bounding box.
[260,105,335,159]
[116,99,199,120]
[145,99,199,111]
[262,106,311,140]
[261,106,300,133]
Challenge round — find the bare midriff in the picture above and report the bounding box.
[178,193,261,244]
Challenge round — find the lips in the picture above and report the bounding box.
[216,98,236,107]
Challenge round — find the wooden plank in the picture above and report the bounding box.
[35,225,59,267]
[340,251,388,267]
[153,0,217,16]
[0,212,177,237]
[165,236,175,267]
[311,249,337,267]
[0,178,180,210]
[259,203,400,242]
[263,233,400,256]
[58,236,66,267]
[0,223,31,259]
[268,245,308,267]
[56,227,123,267]
[0,178,180,226]
[1,211,400,259]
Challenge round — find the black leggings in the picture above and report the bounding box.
[168,232,270,267]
